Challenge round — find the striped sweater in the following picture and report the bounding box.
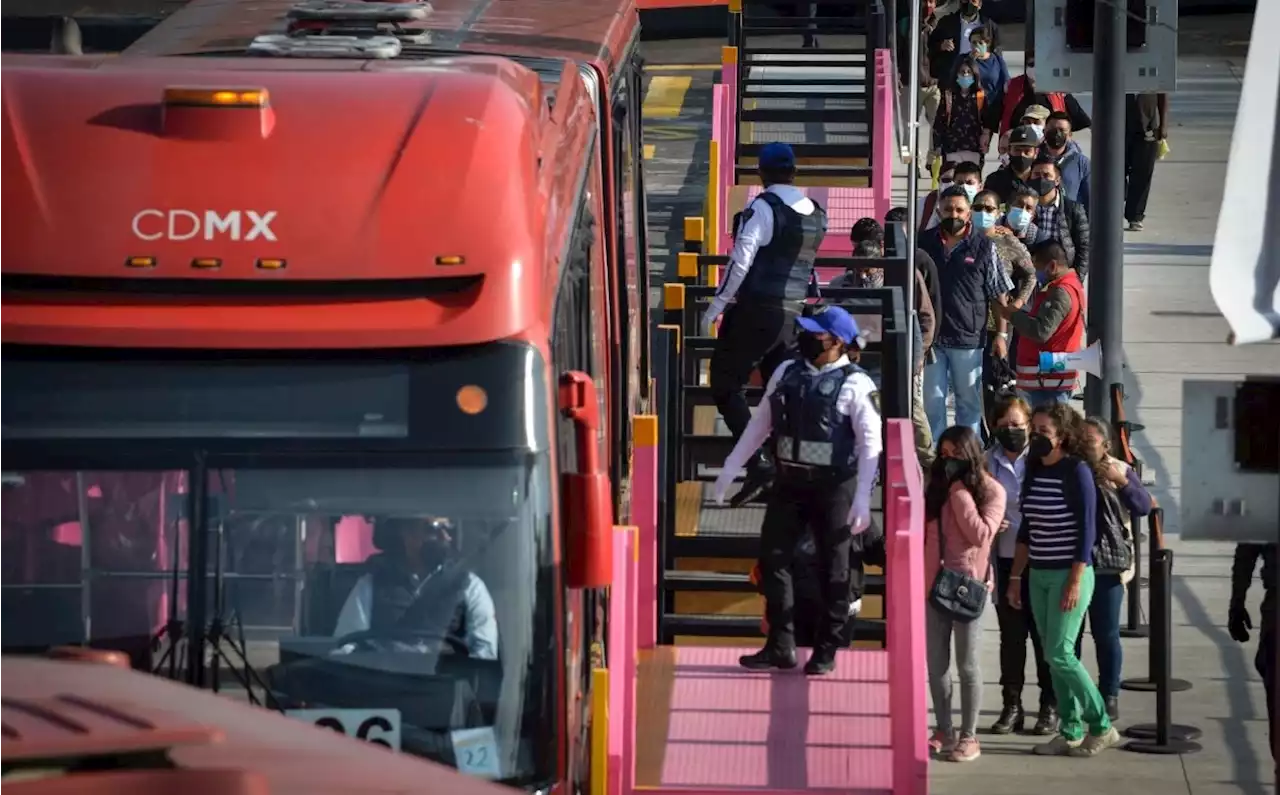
[1016,456,1097,569]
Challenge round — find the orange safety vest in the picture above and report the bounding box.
[1015,271,1086,392]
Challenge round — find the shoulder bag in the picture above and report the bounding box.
[1093,483,1134,575]
[929,492,991,623]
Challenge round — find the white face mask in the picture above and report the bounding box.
[1025,67,1034,81]
[961,183,980,202]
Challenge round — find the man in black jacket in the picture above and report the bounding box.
[927,0,998,88]
[985,125,1040,206]
[1029,157,1090,280]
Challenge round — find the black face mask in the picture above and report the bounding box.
[1044,129,1068,148]
[796,331,830,361]
[1028,432,1055,460]
[961,1,978,17]
[1009,154,1034,173]
[940,216,967,235]
[1029,177,1057,198]
[941,458,970,482]
[995,426,1028,453]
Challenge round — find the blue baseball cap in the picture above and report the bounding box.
[796,305,860,346]
[758,142,796,170]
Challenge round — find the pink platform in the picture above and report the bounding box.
[617,421,927,795]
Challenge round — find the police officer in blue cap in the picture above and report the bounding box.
[713,305,883,675]
[702,141,829,507]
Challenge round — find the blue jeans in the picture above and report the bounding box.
[1074,573,1125,698]
[924,345,983,440]
[1018,388,1072,409]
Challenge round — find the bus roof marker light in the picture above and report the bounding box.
[191,258,222,270]
[125,256,157,269]
[256,258,287,270]
[456,385,488,415]
[435,255,465,266]
[163,87,270,108]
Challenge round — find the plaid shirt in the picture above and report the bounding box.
[1034,198,1061,246]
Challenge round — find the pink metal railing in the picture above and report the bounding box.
[884,418,928,795]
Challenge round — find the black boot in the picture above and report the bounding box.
[739,643,797,671]
[990,688,1025,735]
[729,450,774,507]
[1032,703,1059,736]
[803,644,837,676]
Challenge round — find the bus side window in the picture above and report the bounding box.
[626,53,650,400]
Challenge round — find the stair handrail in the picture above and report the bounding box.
[884,418,929,795]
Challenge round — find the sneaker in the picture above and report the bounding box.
[803,645,837,676]
[847,598,863,617]
[1032,734,1083,756]
[1069,727,1122,757]
[928,729,956,756]
[1126,221,1144,231]
[1104,695,1119,722]
[949,734,981,762]
[738,645,797,671]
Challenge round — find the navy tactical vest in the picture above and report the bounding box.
[769,359,862,478]
[367,554,469,645]
[739,192,828,303]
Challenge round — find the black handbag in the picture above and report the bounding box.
[1093,484,1135,575]
[928,508,991,623]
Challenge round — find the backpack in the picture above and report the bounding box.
[1047,93,1067,113]
[1094,484,1135,575]
[944,88,985,117]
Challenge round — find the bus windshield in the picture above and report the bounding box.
[0,458,556,787]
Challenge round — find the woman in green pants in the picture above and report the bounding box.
[1007,403,1122,757]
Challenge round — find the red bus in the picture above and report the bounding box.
[2,0,649,791]
[2,651,537,795]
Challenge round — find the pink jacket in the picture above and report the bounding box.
[924,476,1007,593]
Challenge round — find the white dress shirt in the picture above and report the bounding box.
[333,571,499,660]
[702,184,817,333]
[714,354,883,531]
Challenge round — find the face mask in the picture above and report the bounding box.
[973,210,996,230]
[1044,129,1068,148]
[1009,154,1034,172]
[957,75,975,91]
[1007,207,1032,232]
[1029,177,1057,198]
[961,1,977,16]
[1029,432,1055,460]
[973,42,989,56]
[940,216,967,236]
[995,426,1028,453]
[796,331,830,361]
[961,183,979,202]
[941,458,970,482]
[1025,67,1034,81]
[1035,268,1051,286]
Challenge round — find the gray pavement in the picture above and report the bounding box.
[643,12,1275,794]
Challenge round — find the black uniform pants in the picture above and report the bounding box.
[1124,135,1159,223]
[1260,592,1276,763]
[994,556,1057,708]
[758,474,859,650]
[709,301,801,443]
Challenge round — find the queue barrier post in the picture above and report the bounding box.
[1122,547,1204,754]
[1122,508,1193,693]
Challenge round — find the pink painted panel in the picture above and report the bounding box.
[622,527,638,795]
[884,419,929,795]
[633,443,659,650]
[872,49,895,222]
[607,528,629,787]
[335,516,375,564]
[741,185,878,256]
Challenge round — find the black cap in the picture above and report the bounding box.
[1008,125,1039,147]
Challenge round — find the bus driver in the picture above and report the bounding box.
[332,516,499,660]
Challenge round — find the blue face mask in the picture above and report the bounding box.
[973,210,996,230]
[1007,207,1032,232]
[957,75,975,91]
[1036,268,1051,287]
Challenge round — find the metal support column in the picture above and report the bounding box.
[1085,0,1127,418]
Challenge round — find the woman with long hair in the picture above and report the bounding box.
[986,395,1059,735]
[924,426,1005,762]
[1077,416,1153,721]
[1008,404,1121,757]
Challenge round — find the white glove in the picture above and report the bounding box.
[847,494,871,535]
[700,300,725,338]
[712,471,733,506]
